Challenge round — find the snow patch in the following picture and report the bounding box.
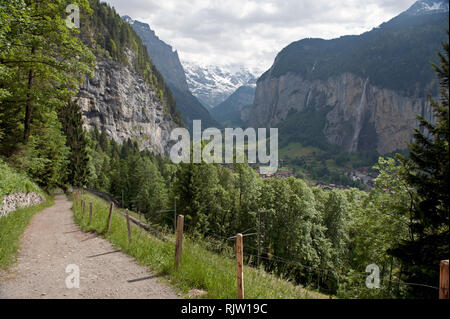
[182,61,262,108]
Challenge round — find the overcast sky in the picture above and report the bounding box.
[104,0,417,72]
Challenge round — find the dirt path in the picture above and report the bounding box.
[0,195,181,299]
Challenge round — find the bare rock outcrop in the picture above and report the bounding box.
[77,54,178,157]
[250,72,434,154]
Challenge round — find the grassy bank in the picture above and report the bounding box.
[71,192,328,299]
[0,195,53,269]
[0,159,43,202]
[0,159,51,269]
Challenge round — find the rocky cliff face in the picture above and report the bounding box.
[251,71,434,154]
[77,54,178,156]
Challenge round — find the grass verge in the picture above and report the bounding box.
[0,195,53,269]
[71,192,328,299]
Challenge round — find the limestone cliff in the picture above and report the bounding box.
[77,55,178,156]
[74,1,184,157]
[249,1,447,155]
[250,72,434,154]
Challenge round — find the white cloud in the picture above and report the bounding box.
[103,0,416,71]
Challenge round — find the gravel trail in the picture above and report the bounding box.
[0,195,180,299]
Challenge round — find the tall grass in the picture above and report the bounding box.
[0,159,43,200]
[72,192,328,299]
[0,195,53,269]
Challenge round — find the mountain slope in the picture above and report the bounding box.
[124,17,218,129]
[210,85,255,127]
[183,62,259,109]
[122,16,188,93]
[76,0,182,156]
[251,0,449,155]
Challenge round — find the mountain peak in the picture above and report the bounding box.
[182,61,260,108]
[121,15,134,24]
[403,0,449,16]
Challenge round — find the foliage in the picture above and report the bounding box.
[7,113,70,191]
[0,0,95,145]
[0,158,43,199]
[338,158,411,298]
[84,130,414,296]
[391,33,449,298]
[59,100,90,187]
[0,0,95,190]
[72,192,328,299]
[0,0,446,300]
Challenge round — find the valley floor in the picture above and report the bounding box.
[0,195,180,299]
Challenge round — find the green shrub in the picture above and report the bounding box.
[0,158,43,200]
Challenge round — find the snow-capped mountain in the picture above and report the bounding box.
[182,62,262,109]
[123,16,219,129]
[402,0,449,16]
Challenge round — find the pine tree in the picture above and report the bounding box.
[99,129,109,152]
[392,31,449,299]
[59,100,90,187]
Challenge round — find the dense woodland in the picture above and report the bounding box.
[0,0,448,299]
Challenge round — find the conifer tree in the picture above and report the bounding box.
[59,100,90,187]
[392,32,449,298]
[0,0,95,145]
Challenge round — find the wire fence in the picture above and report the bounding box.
[200,227,440,292]
[78,188,441,294]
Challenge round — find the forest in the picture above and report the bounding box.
[0,0,448,299]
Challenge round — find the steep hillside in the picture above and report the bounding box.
[124,17,218,129]
[250,0,449,155]
[211,85,255,127]
[77,0,183,155]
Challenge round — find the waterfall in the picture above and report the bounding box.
[350,77,369,152]
[306,89,312,107]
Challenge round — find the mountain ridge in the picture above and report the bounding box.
[183,62,260,109]
[210,85,255,127]
[123,16,219,129]
[250,0,448,155]
[76,0,181,156]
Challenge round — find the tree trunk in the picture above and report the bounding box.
[24,47,36,144]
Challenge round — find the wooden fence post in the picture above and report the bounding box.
[106,202,114,233]
[126,209,132,244]
[236,233,244,299]
[174,214,184,269]
[440,260,449,299]
[88,202,93,225]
